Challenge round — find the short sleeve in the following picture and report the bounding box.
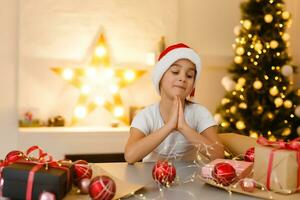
[194,105,217,133]
[130,109,150,135]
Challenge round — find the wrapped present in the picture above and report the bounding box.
[253,137,300,194]
[201,158,253,180]
[2,146,73,200]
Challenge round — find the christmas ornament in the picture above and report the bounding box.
[254,42,263,51]
[236,47,245,55]
[281,65,293,76]
[152,160,176,186]
[244,147,255,162]
[240,178,255,192]
[74,160,93,184]
[283,100,292,108]
[282,128,291,136]
[89,175,116,200]
[212,162,236,186]
[274,97,283,107]
[5,150,26,164]
[77,178,91,194]
[39,191,56,200]
[282,11,290,20]
[237,77,246,86]
[253,80,262,90]
[270,40,279,49]
[221,76,236,91]
[295,105,300,117]
[236,121,246,130]
[282,33,290,41]
[269,86,279,96]
[266,112,274,120]
[214,113,222,124]
[234,56,243,64]
[48,115,65,127]
[264,14,273,23]
[243,19,252,30]
[239,102,247,109]
[233,25,240,35]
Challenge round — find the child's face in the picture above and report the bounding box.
[159,59,196,99]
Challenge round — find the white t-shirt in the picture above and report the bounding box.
[131,102,217,162]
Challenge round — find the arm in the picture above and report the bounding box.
[125,98,179,164]
[124,125,174,164]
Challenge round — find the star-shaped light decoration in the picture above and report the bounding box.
[52,33,146,125]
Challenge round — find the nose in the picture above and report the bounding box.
[178,73,186,82]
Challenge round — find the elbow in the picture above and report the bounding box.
[124,150,137,164]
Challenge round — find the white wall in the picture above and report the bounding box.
[0,0,18,158]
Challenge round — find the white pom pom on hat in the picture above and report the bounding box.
[152,43,201,95]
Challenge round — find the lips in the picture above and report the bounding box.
[173,85,186,90]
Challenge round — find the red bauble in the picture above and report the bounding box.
[152,160,176,186]
[78,178,91,194]
[244,147,255,162]
[5,150,26,164]
[240,178,255,192]
[74,160,93,184]
[89,175,116,200]
[212,162,236,186]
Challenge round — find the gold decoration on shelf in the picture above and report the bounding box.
[51,33,146,125]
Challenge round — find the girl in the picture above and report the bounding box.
[125,43,224,163]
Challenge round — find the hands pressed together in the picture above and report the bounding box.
[167,96,189,132]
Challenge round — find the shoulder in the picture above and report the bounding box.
[186,102,212,115]
[136,103,158,117]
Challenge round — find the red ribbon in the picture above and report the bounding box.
[15,146,71,200]
[257,136,300,191]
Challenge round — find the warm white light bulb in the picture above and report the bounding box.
[62,68,74,80]
[74,106,87,119]
[114,106,124,117]
[110,85,119,94]
[124,70,136,81]
[95,46,107,57]
[81,85,91,94]
[95,96,105,106]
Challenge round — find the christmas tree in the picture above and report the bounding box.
[215,0,300,141]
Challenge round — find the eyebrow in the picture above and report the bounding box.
[171,63,196,72]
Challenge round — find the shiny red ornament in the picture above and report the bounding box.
[74,160,93,184]
[78,178,91,194]
[244,147,255,162]
[152,160,176,186]
[89,175,116,200]
[212,162,236,186]
[5,150,26,164]
[239,178,255,192]
[39,191,56,200]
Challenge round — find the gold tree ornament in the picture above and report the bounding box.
[236,121,246,130]
[283,100,293,108]
[274,97,283,107]
[264,14,273,23]
[243,19,252,30]
[234,56,243,64]
[269,86,279,96]
[253,80,263,90]
[282,11,290,20]
[51,33,146,125]
[270,40,279,49]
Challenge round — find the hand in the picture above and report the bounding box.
[166,96,179,131]
[177,96,188,132]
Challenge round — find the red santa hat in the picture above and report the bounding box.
[152,43,201,96]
